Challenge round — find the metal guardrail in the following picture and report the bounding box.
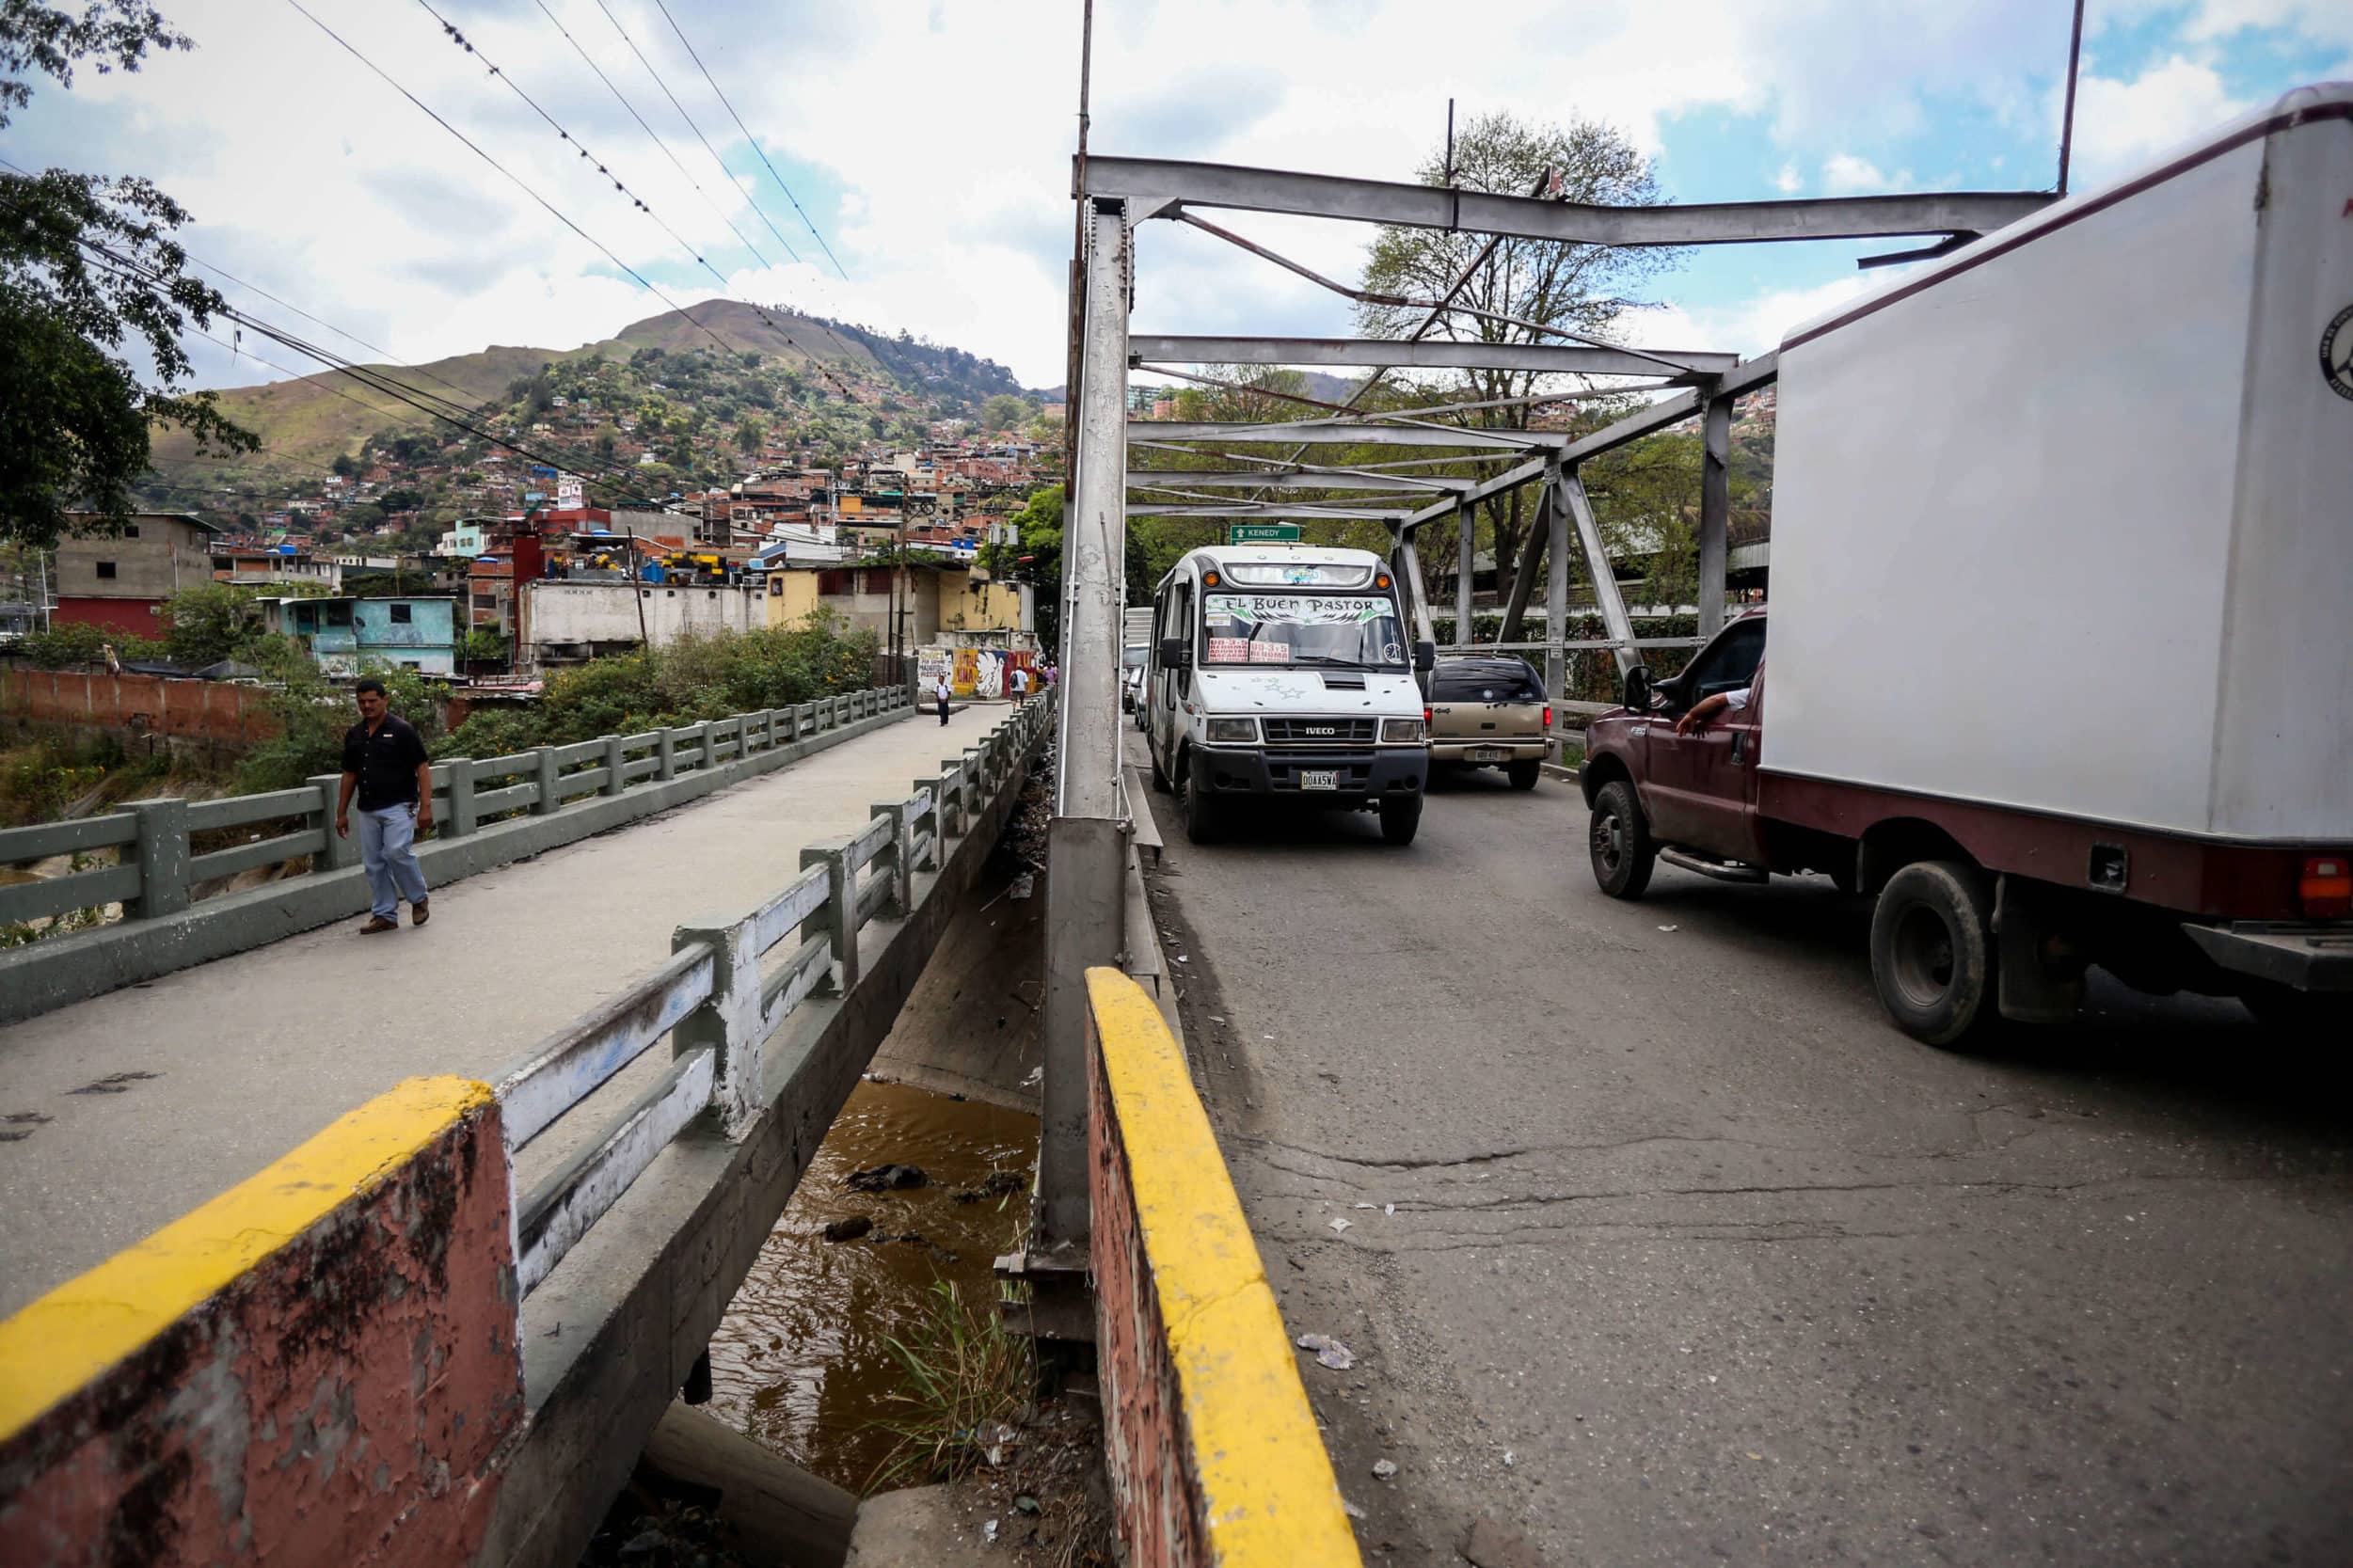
[491,691,1054,1295]
[0,685,912,932]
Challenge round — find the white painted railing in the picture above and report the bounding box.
[492,691,1054,1295]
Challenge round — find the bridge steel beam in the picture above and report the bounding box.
[1125,468,1469,493]
[1040,197,1135,1258]
[1125,503,1415,520]
[1083,154,2052,246]
[1128,334,1738,378]
[1133,420,1554,449]
[1698,387,1735,641]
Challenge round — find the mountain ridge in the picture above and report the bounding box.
[150,298,1016,480]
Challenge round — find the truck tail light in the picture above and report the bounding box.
[1423,706,1432,726]
[1543,705,1552,730]
[2299,855,2352,919]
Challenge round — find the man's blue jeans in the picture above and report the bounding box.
[357,803,429,919]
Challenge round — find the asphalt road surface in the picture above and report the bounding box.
[1141,764,2351,1567]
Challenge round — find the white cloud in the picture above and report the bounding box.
[6,0,2338,404]
[1647,275,1881,358]
[2067,55,2251,182]
[1820,153,1889,194]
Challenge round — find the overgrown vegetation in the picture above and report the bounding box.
[0,730,167,827]
[866,1277,1033,1490]
[439,612,882,761]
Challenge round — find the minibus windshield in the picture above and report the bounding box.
[1200,592,1407,668]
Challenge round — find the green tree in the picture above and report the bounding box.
[734,419,762,454]
[330,451,359,479]
[157,580,262,666]
[1358,110,1679,606]
[0,2,258,548]
[978,392,1032,432]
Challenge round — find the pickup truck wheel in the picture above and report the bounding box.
[1182,770,1221,845]
[2238,980,2350,1036]
[1868,861,1995,1046]
[1378,797,1422,846]
[1505,759,1541,791]
[1588,780,1656,898]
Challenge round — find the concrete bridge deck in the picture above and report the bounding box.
[0,704,995,1318]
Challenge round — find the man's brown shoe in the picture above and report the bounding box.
[411,899,430,927]
[359,915,399,935]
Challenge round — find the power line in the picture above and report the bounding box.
[527,0,776,274]
[405,0,865,401]
[86,241,667,504]
[579,0,870,370]
[587,0,801,265]
[280,0,751,372]
[649,0,850,280]
[1,150,487,410]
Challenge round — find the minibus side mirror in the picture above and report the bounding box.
[1158,636,1192,670]
[1412,640,1436,673]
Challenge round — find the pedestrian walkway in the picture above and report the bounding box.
[0,705,1010,1317]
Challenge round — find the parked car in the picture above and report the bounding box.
[1426,655,1549,790]
[1121,642,1148,714]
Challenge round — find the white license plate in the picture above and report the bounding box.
[1468,747,1512,762]
[1300,769,1341,791]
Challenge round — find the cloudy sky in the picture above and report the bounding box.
[8,0,2347,393]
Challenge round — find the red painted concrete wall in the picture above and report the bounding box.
[1089,1027,1208,1568]
[0,670,278,746]
[0,1094,523,1566]
[52,598,166,637]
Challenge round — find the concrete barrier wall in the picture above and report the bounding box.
[1084,968,1361,1567]
[0,1076,521,1567]
[0,670,277,746]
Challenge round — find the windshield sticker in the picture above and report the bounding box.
[1208,636,1252,662]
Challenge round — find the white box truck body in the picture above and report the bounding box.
[1580,86,2352,1041]
[1765,84,2352,843]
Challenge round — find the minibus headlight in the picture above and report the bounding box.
[1205,718,1259,743]
[1381,718,1426,743]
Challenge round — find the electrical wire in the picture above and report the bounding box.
[578,0,870,371]
[280,0,756,375]
[2,150,488,411]
[407,0,864,401]
[647,0,849,280]
[77,239,670,504]
[528,0,775,274]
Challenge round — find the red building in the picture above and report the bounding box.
[51,514,219,636]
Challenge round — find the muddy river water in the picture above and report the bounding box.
[706,1079,1038,1494]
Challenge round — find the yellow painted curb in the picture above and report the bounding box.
[1086,968,1361,1564]
[0,1074,494,1443]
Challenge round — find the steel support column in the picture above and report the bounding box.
[1495,485,1550,644]
[1697,389,1733,640]
[1038,198,1131,1255]
[1561,471,1640,676]
[1395,529,1437,647]
[1543,459,1568,711]
[1455,506,1472,648]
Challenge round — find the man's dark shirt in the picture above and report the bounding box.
[342,714,429,811]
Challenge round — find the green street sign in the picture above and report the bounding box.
[1226,523,1303,544]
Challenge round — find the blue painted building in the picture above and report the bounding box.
[262,596,460,677]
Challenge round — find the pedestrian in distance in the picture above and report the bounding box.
[336,677,433,934]
[935,672,953,725]
[1010,662,1030,700]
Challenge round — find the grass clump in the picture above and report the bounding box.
[866,1277,1032,1491]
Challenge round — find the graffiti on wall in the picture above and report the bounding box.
[917,646,1035,699]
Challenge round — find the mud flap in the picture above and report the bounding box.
[1995,875,2087,1022]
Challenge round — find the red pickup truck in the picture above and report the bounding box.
[1581,611,2351,1044]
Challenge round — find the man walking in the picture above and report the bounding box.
[935,670,953,725]
[336,677,433,934]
